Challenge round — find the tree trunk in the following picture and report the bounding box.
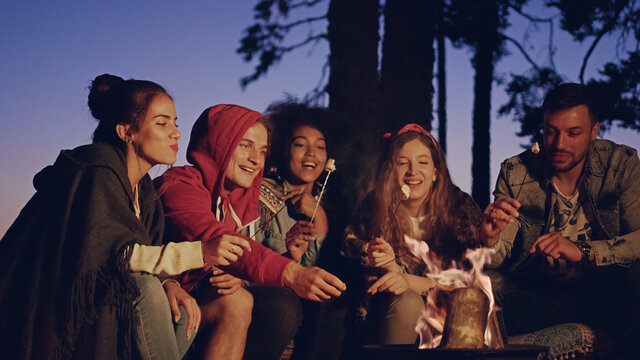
[471,1,499,210]
[327,0,380,206]
[379,0,436,133]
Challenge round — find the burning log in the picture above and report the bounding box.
[404,236,503,349]
[439,287,489,349]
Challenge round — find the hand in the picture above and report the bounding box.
[480,197,521,246]
[201,234,251,266]
[163,280,201,339]
[367,271,409,295]
[530,232,582,262]
[367,237,396,270]
[283,188,319,219]
[285,220,315,262]
[209,267,244,295]
[282,262,346,302]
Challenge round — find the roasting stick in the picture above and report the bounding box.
[310,158,336,223]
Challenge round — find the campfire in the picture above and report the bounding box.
[404,235,503,350]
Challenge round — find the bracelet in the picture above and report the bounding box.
[161,278,181,287]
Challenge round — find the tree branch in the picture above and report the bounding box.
[507,4,556,23]
[548,18,556,70]
[501,34,541,71]
[290,0,326,10]
[283,33,326,52]
[579,8,624,83]
[282,15,327,31]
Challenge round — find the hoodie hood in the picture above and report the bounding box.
[186,104,266,225]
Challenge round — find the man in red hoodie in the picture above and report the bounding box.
[155,104,346,360]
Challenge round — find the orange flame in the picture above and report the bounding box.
[404,235,499,349]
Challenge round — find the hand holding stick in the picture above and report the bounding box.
[310,158,336,222]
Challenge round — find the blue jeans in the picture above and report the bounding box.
[132,273,194,360]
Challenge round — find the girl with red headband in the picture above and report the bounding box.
[343,123,482,345]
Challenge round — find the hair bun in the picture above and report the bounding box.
[88,73,124,120]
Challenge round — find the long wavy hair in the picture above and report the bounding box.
[368,130,467,268]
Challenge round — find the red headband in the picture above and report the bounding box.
[382,123,439,150]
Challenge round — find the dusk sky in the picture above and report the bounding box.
[1,1,638,236]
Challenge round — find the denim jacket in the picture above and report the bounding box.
[489,139,640,271]
[254,177,325,267]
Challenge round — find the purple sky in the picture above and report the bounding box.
[1,1,638,236]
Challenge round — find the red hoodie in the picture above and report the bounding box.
[156,104,292,290]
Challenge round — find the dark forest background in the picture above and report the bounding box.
[236,0,640,211]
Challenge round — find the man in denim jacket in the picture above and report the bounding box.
[480,83,640,355]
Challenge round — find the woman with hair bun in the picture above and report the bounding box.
[0,74,221,360]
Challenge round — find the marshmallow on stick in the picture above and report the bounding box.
[531,142,540,154]
[401,184,411,200]
[379,184,411,239]
[514,142,540,201]
[310,158,336,222]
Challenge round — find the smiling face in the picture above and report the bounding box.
[129,94,180,169]
[543,104,599,174]
[287,125,327,186]
[395,138,437,206]
[224,122,269,192]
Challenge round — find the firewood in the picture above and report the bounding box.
[439,287,489,349]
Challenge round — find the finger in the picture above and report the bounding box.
[216,257,231,266]
[322,270,346,291]
[538,237,561,255]
[282,188,305,201]
[546,242,562,258]
[494,200,520,218]
[195,303,201,335]
[367,275,390,294]
[168,294,181,323]
[221,249,239,263]
[387,278,405,294]
[296,220,314,228]
[213,278,239,289]
[490,207,516,223]
[502,197,522,209]
[530,232,556,253]
[370,244,388,252]
[535,235,561,255]
[218,284,241,295]
[370,237,385,245]
[186,300,199,339]
[182,301,195,338]
[309,283,332,301]
[377,273,399,292]
[229,237,252,252]
[210,273,234,283]
[297,224,315,234]
[306,293,322,302]
[228,244,243,257]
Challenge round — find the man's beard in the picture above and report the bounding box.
[547,150,585,173]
